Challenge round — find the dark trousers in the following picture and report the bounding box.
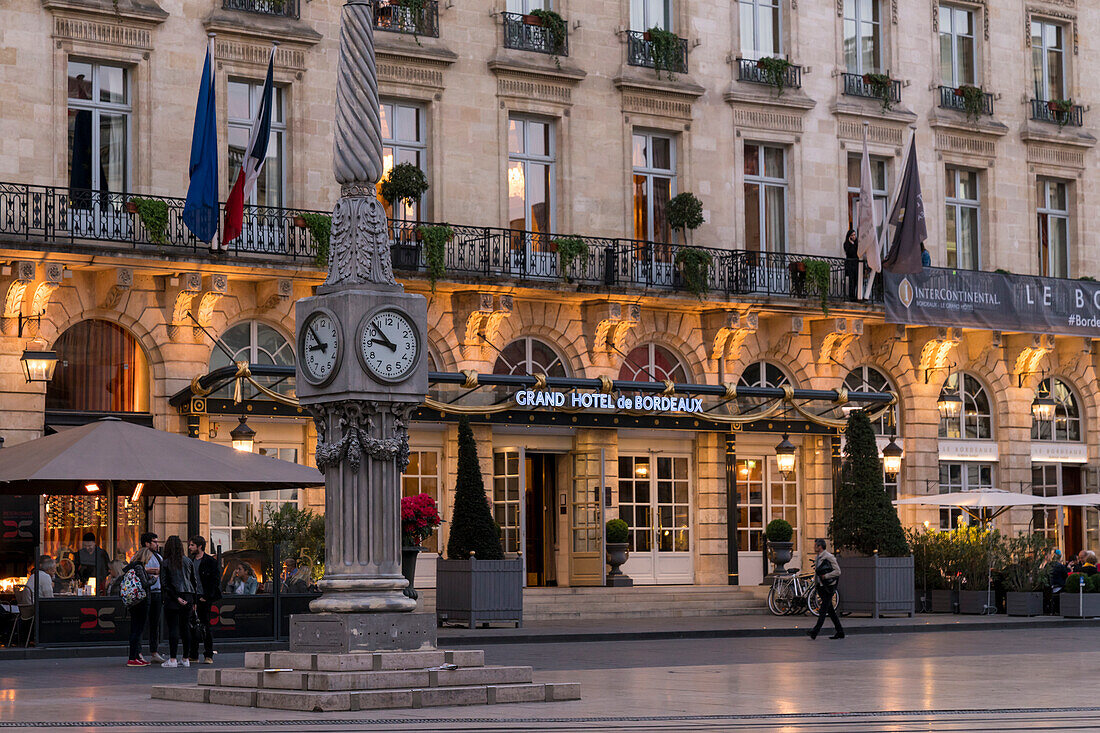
[845,261,859,300]
[187,600,214,660]
[127,599,148,661]
[812,583,843,637]
[146,591,162,655]
[165,605,192,660]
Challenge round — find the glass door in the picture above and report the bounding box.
[568,450,604,586]
[617,453,693,584]
[492,448,526,576]
[736,456,799,585]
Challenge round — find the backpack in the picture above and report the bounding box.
[120,566,149,608]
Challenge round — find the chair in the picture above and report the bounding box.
[5,604,35,647]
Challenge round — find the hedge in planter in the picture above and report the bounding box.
[437,417,523,628]
[1002,533,1053,617]
[1059,572,1100,618]
[379,162,429,215]
[830,411,913,617]
[668,192,704,245]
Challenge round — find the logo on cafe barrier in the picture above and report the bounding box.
[210,604,236,627]
[79,606,116,630]
[1,519,33,540]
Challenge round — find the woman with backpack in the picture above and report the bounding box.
[160,535,198,668]
[121,548,155,667]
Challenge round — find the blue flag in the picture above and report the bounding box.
[183,39,219,244]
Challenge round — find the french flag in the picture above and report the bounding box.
[223,46,276,245]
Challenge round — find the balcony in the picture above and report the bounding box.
[626,30,688,75]
[222,0,298,18]
[1031,99,1084,127]
[0,183,320,263]
[502,12,568,57]
[842,72,902,106]
[938,86,993,117]
[373,0,439,38]
[737,58,802,91]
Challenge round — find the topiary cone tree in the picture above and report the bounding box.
[446,416,505,560]
[829,411,909,556]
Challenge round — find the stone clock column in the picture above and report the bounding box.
[292,0,428,625]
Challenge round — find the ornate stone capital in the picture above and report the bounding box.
[310,400,416,473]
[323,192,397,288]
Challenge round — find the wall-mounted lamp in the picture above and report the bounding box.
[882,436,903,478]
[774,434,796,477]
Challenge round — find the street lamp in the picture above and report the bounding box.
[775,433,796,477]
[1032,393,1056,422]
[230,416,255,452]
[882,435,903,478]
[937,392,962,419]
[20,346,58,383]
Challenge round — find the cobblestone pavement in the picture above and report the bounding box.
[3,628,1100,731]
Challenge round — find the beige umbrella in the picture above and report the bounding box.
[893,488,1060,522]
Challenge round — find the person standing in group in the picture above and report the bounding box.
[186,536,219,665]
[121,548,155,667]
[843,228,860,300]
[139,532,165,663]
[808,538,844,640]
[159,535,197,668]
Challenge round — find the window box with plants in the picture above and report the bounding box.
[830,412,914,618]
[605,518,632,587]
[765,518,794,574]
[1059,572,1100,618]
[1002,533,1052,616]
[436,417,524,628]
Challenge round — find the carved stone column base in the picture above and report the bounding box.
[310,576,417,614]
[290,612,436,653]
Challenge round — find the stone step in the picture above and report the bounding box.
[152,681,581,711]
[523,598,764,610]
[201,664,533,692]
[513,607,770,620]
[244,649,483,672]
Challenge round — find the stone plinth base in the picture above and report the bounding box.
[289,612,436,653]
[151,648,581,711]
[606,575,634,587]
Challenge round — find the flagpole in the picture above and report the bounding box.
[208,33,221,252]
[867,124,917,298]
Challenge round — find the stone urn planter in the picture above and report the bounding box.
[1059,592,1100,618]
[606,542,633,587]
[958,589,996,614]
[1005,591,1043,617]
[928,589,958,613]
[436,555,524,628]
[401,546,421,600]
[767,542,794,574]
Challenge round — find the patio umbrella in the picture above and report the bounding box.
[0,417,322,497]
[893,488,1061,522]
[1045,494,1100,507]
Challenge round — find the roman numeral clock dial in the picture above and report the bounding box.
[359,308,420,383]
[299,309,341,386]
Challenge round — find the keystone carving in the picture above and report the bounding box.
[167,272,202,341]
[257,278,293,312]
[702,310,758,362]
[813,318,862,365]
[1010,334,1054,386]
[911,326,961,382]
[99,268,134,310]
[193,274,229,342]
[1,261,35,334]
[452,291,513,360]
[868,324,906,361]
[584,301,640,365]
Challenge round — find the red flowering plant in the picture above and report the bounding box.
[401,493,442,547]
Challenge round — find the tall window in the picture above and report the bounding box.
[210,449,299,552]
[618,344,688,382]
[632,132,675,243]
[209,321,295,399]
[846,154,888,240]
[493,337,569,377]
[508,117,554,235]
[939,6,975,86]
[67,60,129,194]
[506,0,547,11]
[403,450,441,552]
[938,462,993,529]
[738,360,790,412]
[1031,20,1065,101]
[379,101,427,221]
[844,366,898,436]
[46,320,150,413]
[945,167,980,270]
[939,372,992,439]
[1032,377,1081,442]
[227,80,285,208]
[739,0,781,60]
[744,143,787,253]
[630,0,670,31]
[843,0,882,75]
[1037,179,1070,278]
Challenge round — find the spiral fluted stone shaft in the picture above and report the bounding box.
[333,0,383,187]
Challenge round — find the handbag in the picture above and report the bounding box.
[188,605,203,638]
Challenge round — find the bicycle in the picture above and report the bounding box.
[767,567,840,616]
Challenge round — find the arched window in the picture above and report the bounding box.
[1032,377,1081,442]
[46,320,150,412]
[844,366,898,435]
[939,372,992,439]
[618,343,688,383]
[493,337,569,377]
[737,361,790,410]
[209,321,295,399]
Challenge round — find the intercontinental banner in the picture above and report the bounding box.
[884,268,1100,336]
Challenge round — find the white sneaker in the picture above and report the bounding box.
[181,658,190,667]
[151,653,166,663]
[162,659,178,668]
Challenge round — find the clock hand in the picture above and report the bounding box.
[307,342,327,353]
[307,324,328,352]
[373,328,398,351]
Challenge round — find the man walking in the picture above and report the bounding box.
[808,538,844,640]
[140,532,165,663]
[187,536,219,664]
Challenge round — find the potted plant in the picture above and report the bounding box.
[862,71,896,112]
[956,526,999,614]
[954,84,986,123]
[553,236,588,282]
[380,163,429,271]
[674,247,712,299]
[765,518,794,574]
[529,8,567,67]
[830,411,914,618]
[787,260,807,297]
[417,224,453,292]
[298,212,331,269]
[803,259,831,315]
[1002,534,1052,616]
[395,0,428,41]
[292,214,308,228]
[605,518,632,587]
[645,26,682,80]
[668,192,704,246]
[756,56,793,95]
[129,197,169,246]
[1059,572,1100,618]
[400,492,442,600]
[1047,98,1075,128]
[436,417,524,628]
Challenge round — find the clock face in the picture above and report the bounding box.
[301,310,341,385]
[360,309,419,383]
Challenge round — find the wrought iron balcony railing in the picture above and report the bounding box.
[373,0,440,38]
[222,0,299,18]
[1030,99,1084,127]
[938,86,994,116]
[626,30,688,74]
[502,12,568,57]
[842,72,902,105]
[737,57,802,90]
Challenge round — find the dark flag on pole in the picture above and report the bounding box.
[882,135,927,274]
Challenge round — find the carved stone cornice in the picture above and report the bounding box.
[202,8,321,48]
[615,69,705,123]
[703,310,757,362]
[310,400,416,473]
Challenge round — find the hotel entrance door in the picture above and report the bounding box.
[492,448,558,587]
